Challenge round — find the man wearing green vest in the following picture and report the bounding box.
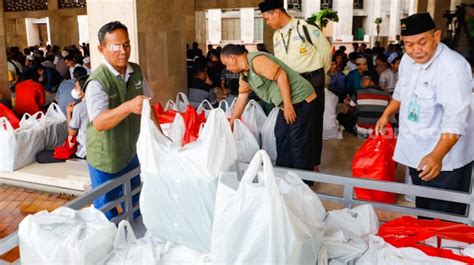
[221,44,318,180]
[85,21,153,219]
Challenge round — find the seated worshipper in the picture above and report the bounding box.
[56,66,88,115]
[37,61,63,93]
[220,68,240,103]
[56,50,71,79]
[188,63,216,105]
[389,56,401,91]
[83,57,92,74]
[64,55,81,80]
[14,69,45,116]
[337,71,391,137]
[36,75,90,163]
[207,49,225,87]
[221,44,318,184]
[345,57,368,97]
[327,58,346,102]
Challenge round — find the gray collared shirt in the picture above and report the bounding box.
[85,59,153,121]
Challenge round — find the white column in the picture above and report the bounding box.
[408,0,418,15]
[389,0,402,38]
[208,9,222,44]
[332,0,353,41]
[240,8,254,43]
[450,0,462,11]
[302,0,320,20]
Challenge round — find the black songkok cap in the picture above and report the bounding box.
[258,0,284,13]
[400,12,436,36]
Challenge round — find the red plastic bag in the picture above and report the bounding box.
[378,216,474,263]
[352,124,397,204]
[154,103,206,145]
[53,136,77,160]
[0,103,19,129]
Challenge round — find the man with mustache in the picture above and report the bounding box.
[376,13,472,216]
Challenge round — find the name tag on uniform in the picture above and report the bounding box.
[408,101,420,123]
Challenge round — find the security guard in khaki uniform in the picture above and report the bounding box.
[259,0,332,172]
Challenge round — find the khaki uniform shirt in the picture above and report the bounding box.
[273,17,332,74]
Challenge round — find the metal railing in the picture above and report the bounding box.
[1,163,473,263]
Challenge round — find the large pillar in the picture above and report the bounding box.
[208,9,222,44]
[389,0,402,39]
[195,11,207,52]
[332,0,353,41]
[0,0,11,102]
[47,0,60,45]
[241,8,254,43]
[302,0,320,20]
[428,0,451,30]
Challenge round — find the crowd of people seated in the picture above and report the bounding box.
[3,43,91,162]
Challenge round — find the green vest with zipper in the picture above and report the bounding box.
[85,63,143,174]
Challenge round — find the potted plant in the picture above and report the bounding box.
[307,9,339,29]
[375,17,382,36]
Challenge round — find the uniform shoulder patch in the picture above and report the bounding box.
[313,30,320,38]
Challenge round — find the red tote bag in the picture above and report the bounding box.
[352,124,397,204]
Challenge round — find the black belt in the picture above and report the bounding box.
[300,68,324,79]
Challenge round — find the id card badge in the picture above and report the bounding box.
[408,101,421,123]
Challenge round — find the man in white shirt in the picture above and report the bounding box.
[376,13,472,216]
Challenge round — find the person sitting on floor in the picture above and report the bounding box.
[36,75,90,163]
[337,71,391,137]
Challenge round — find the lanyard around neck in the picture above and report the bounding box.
[281,29,292,54]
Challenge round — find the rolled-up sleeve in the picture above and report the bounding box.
[85,80,109,122]
[437,67,472,135]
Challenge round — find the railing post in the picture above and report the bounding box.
[343,185,354,209]
[123,180,133,224]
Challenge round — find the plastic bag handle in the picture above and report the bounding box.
[197,100,214,113]
[241,150,279,193]
[114,220,137,248]
[176,92,190,106]
[218,100,230,111]
[0,117,14,132]
[230,97,238,108]
[164,99,175,111]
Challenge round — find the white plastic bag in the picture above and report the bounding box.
[322,205,379,264]
[325,204,379,237]
[323,88,344,140]
[241,99,267,144]
[233,119,259,163]
[44,102,68,150]
[19,207,117,265]
[164,99,175,112]
[218,100,232,118]
[356,235,463,265]
[0,114,45,172]
[197,100,214,118]
[211,150,324,264]
[166,113,185,146]
[137,99,237,252]
[261,107,279,161]
[99,221,164,264]
[229,97,238,114]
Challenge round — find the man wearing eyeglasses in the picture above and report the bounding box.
[84,21,154,219]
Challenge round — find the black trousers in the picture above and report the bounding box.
[275,99,317,172]
[409,162,472,216]
[302,69,325,166]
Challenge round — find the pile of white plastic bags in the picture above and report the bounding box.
[0,103,67,172]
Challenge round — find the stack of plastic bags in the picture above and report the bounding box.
[0,113,44,172]
[0,103,68,172]
[137,99,237,252]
